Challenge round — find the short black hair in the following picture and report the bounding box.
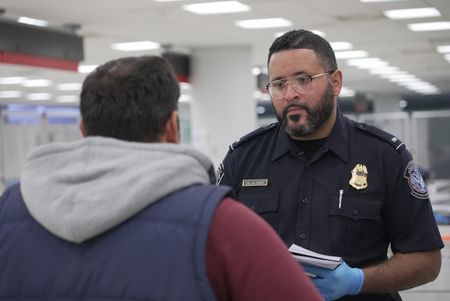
[268,29,337,72]
[80,55,180,142]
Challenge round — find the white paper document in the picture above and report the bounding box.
[288,244,342,270]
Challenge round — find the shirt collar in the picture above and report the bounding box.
[324,110,349,163]
[271,124,290,162]
[270,110,349,163]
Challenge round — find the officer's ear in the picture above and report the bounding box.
[331,70,343,97]
[160,110,180,144]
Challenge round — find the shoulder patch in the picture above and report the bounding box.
[404,161,429,199]
[229,123,277,151]
[354,122,405,152]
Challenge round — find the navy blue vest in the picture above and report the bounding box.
[0,183,230,300]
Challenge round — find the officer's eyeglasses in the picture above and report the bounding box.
[266,71,335,99]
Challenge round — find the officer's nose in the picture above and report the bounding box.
[283,82,301,101]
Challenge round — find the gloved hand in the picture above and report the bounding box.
[303,261,364,301]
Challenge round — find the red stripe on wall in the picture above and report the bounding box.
[176,74,189,83]
[0,51,78,71]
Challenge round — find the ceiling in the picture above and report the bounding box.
[0,0,450,106]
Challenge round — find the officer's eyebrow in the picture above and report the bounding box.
[270,70,308,82]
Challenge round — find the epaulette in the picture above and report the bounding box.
[354,122,405,152]
[229,123,277,151]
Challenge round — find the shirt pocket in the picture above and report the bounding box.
[237,190,279,232]
[328,194,384,256]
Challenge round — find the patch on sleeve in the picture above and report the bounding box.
[404,161,429,199]
[216,162,224,184]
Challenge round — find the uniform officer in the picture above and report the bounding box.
[218,29,443,301]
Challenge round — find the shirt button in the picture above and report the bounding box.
[352,209,359,215]
[302,198,308,204]
[298,233,307,239]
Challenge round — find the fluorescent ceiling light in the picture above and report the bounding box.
[0,77,26,85]
[111,41,160,51]
[335,50,368,59]
[154,0,185,2]
[78,65,98,74]
[18,16,49,27]
[417,88,441,95]
[382,73,417,80]
[404,83,437,89]
[408,21,450,32]
[347,58,388,69]
[0,91,23,98]
[339,87,356,97]
[22,79,52,87]
[57,95,79,103]
[27,93,52,101]
[182,1,250,15]
[369,66,402,75]
[57,83,82,91]
[387,77,420,83]
[330,42,353,51]
[437,45,450,53]
[384,8,441,19]
[180,82,192,90]
[252,67,262,75]
[236,18,292,29]
[179,94,192,102]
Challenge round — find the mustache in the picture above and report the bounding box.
[282,103,311,119]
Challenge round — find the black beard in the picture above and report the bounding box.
[273,84,334,138]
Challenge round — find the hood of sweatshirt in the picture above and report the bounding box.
[20,136,214,244]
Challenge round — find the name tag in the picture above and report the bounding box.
[242,179,268,187]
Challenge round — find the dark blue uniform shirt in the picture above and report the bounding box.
[219,111,443,271]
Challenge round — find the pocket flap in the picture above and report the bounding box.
[329,195,382,221]
[239,191,279,214]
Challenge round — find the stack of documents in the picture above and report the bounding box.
[288,244,342,270]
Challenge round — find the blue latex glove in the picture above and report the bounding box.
[303,261,364,301]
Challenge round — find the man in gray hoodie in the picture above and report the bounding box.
[0,55,322,301]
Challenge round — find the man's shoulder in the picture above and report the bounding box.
[228,122,278,152]
[350,120,406,153]
[0,182,21,201]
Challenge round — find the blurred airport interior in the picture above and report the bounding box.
[1,0,450,299]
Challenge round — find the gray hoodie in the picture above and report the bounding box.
[20,137,213,244]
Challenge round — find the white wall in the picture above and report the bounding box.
[190,46,257,167]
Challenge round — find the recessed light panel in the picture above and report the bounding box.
[22,79,52,87]
[78,65,99,74]
[18,16,48,27]
[0,77,26,85]
[384,7,441,19]
[437,45,450,53]
[0,91,23,98]
[335,50,368,59]
[182,1,250,15]
[408,21,450,31]
[111,41,160,51]
[330,42,353,51]
[236,18,292,29]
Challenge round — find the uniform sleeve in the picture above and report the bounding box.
[384,149,444,253]
[216,151,235,188]
[206,197,323,301]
